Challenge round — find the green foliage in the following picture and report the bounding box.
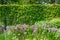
[0,4,60,25]
[35,18,60,28]
[0,33,5,40]
[50,18,60,28]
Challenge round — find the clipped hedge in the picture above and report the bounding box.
[0,4,60,25]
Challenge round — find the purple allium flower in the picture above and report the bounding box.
[42,24,46,27]
[42,24,46,28]
[31,25,37,30]
[4,29,8,33]
[51,27,58,31]
[47,23,51,27]
[48,27,58,31]
[15,24,21,30]
[20,28,24,32]
[21,24,27,28]
[20,24,27,32]
[10,24,27,33]
[31,25,37,34]
[0,26,3,30]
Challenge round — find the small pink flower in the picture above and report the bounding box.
[31,25,37,33]
[22,24,27,28]
[15,24,21,29]
[48,27,58,31]
[20,24,27,30]
[20,24,27,32]
[15,24,20,30]
[0,26,3,30]
[42,24,46,27]
[42,24,47,29]
[47,23,51,27]
[51,28,58,31]
[4,29,8,33]
[20,29,24,32]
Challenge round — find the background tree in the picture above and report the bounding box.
[0,0,60,4]
[50,0,55,4]
[0,0,7,4]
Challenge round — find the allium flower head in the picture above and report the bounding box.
[48,27,58,31]
[20,28,24,32]
[20,24,27,29]
[31,25,37,30]
[42,24,46,27]
[31,25,37,33]
[0,26,3,30]
[42,24,47,29]
[4,29,8,33]
[47,23,51,27]
[15,24,21,30]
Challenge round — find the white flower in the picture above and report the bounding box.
[24,32,27,35]
[18,34,20,35]
[13,34,15,36]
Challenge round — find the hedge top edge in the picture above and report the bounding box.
[0,4,60,6]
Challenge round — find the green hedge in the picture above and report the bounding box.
[0,4,60,25]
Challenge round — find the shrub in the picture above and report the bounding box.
[0,4,60,25]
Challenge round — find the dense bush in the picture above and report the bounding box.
[0,4,60,25]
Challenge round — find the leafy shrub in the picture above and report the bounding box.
[0,4,60,25]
